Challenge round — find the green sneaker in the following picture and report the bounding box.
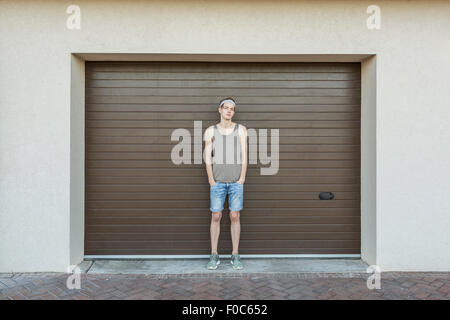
[207,253,220,270]
[230,254,244,270]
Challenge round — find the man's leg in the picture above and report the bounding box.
[229,211,240,254]
[210,182,226,254]
[228,182,244,255]
[210,211,222,254]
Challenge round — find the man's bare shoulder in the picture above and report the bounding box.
[204,125,215,141]
[238,124,247,135]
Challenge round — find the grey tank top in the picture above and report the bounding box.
[212,123,242,182]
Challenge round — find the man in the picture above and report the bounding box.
[203,97,248,270]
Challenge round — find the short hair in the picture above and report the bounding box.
[219,97,236,108]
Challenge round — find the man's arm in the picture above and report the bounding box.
[203,126,216,186]
[238,125,248,184]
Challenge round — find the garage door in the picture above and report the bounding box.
[85,61,361,255]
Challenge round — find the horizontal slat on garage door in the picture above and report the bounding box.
[85,61,360,255]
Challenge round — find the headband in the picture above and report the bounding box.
[219,99,236,108]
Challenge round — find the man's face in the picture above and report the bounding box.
[219,102,235,120]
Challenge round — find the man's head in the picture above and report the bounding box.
[218,97,236,120]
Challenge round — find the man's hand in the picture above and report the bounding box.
[209,179,217,187]
[237,178,245,184]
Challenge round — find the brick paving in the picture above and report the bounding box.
[0,272,449,300]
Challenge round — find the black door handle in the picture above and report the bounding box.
[319,192,334,200]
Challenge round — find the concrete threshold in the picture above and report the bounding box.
[77,258,369,275]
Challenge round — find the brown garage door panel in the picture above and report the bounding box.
[87,229,361,239]
[85,192,360,201]
[87,136,360,145]
[86,104,361,112]
[85,61,361,255]
[86,207,361,216]
[86,248,360,255]
[87,61,359,72]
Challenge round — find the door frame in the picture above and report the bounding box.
[70,53,377,265]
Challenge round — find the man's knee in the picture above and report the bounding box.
[211,211,222,222]
[229,211,240,223]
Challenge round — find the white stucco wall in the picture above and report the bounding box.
[0,0,449,272]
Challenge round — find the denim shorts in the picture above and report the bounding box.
[210,181,244,212]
